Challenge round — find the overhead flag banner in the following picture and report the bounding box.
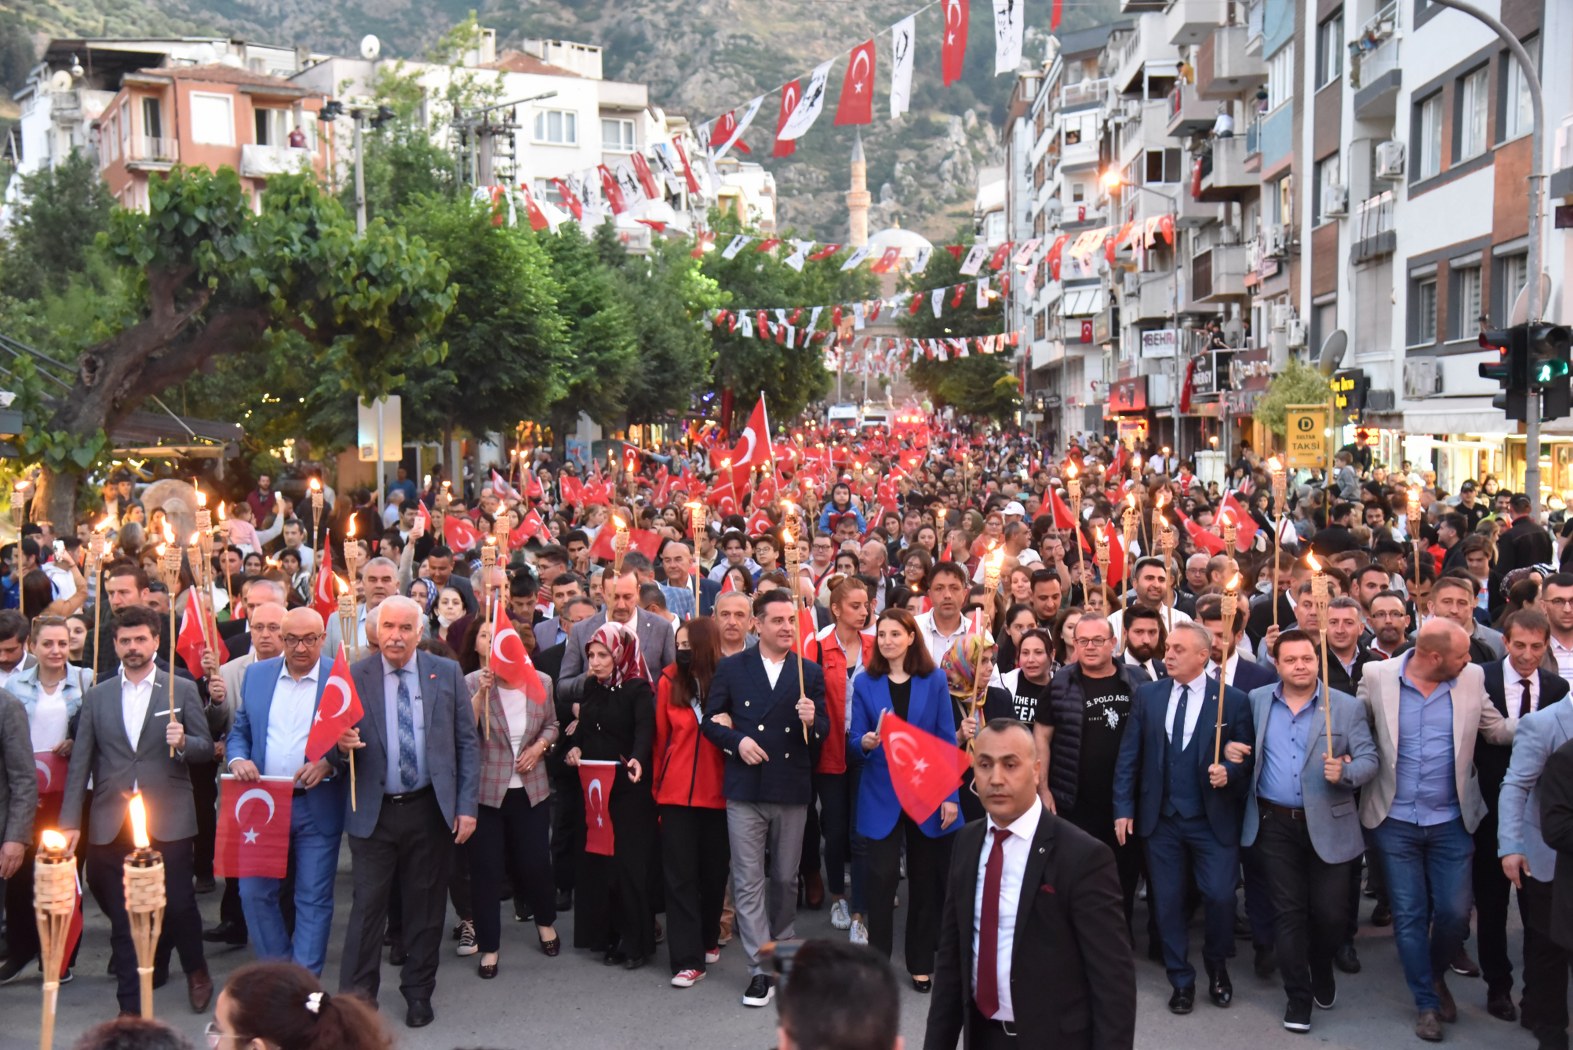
[773,79,801,158]
[891,15,916,119]
[777,60,833,142]
[941,0,970,86]
[834,39,877,126]
[991,0,1025,75]
[713,95,764,160]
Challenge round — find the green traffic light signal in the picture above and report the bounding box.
[1535,359,1570,384]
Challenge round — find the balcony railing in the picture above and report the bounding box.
[127,136,176,164]
[1353,190,1396,261]
[1061,78,1108,108]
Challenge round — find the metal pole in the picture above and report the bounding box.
[1430,0,1544,515]
[375,397,385,511]
[353,112,367,237]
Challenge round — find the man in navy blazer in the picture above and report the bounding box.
[333,595,479,1029]
[1228,629,1378,1033]
[225,609,346,975]
[1114,621,1252,1015]
[1197,594,1278,695]
[703,589,828,1009]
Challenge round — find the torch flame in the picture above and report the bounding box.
[129,793,150,849]
[347,517,356,539]
[336,575,349,595]
[1268,456,1283,472]
[94,516,112,532]
[1226,573,1241,591]
[782,528,795,546]
[187,531,202,547]
[309,478,322,493]
[161,522,175,545]
[215,502,226,522]
[1066,462,1077,479]
[1305,551,1322,572]
[40,829,66,852]
[195,489,207,509]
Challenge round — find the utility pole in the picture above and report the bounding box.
[1430,0,1545,516]
[352,110,367,236]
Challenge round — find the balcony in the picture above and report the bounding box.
[1173,185,1222,228]
[1192,242,1250,302]
[1061,78,1108,110]
[124,135,177,170]
[1119,0,1166,13]
[1196,25,1267,100]
[1166,84,1215,138]
[1554,116,1573,200]
[1196,136,1256,201]
[1352,190,1397,262]
[1245,0,1265,56]
[1120,269,1174,322]
[240,144,313,179]
[1352,17,1401,120]
[1167,0,1220,46]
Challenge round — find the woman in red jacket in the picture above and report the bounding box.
[652,616,729,989]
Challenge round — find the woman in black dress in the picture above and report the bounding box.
[564,621,657,969]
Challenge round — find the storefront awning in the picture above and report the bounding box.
[1401,401,1508,437]
[1061,286,1106,319]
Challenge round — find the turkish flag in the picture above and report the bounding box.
[835,39,876,126]
[511,508,549,549]
[176,597,229,681]
[746,507,773,536]
[33,750,66,799]
[550,178,583,221]
[673,138,701,193]
[215,776,293,879]
[1049,487,1076,529]
[630,152,660,198]
[809,243,842,260]
[880,711,967,824]
[1221,493,1260,550]
[941,0,970,86]
[1102,521,1127,585]
[869,247,902,274]
[490,600,545,702]
[1178,509,1227,556]
[713,110,751,154]
[773,79,801,158]
[598,164,628,214]
[560,473,585,506]
[305,646,364,763]
[730,395,774,470]
[1051,0,1064,30]
[443,513,483,553]
[310,543,337,627]
[489,469,520,504]
[579,760,619,855]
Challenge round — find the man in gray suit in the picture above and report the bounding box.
[334,594,478,1029]
[0,688,36,881]
[59,605,214,1015]
[1225,629,1378,1034]
[557,569,675,701]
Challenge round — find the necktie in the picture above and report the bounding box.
[1171,684,1192,754]
[395,668,419,790]
[975,827,1009,1019]
[1520,678,1535,719]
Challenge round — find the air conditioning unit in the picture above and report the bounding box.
[1403,357,1441,399]
[1285,319,1308,348]
[1376,141,1406,181]
[1266,225,1289,257]
[1324,185,1349,217]
[1271,302,1296,331]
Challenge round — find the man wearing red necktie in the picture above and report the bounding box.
[924,718,1134,1049]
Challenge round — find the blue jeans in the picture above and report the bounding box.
[1370,816,1474,1012]
[240,799,341,975]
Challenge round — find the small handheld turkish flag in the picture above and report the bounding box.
[33,750,66,798]
[176,598,229,680]
[216,776,293,879]
[306,646,363,763]
[310,542,336,626]
[443,514,483,553]
[879,711,968,824]
[490,600,545,702]
[579,760,620,855]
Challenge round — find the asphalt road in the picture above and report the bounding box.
[15,856,1543,1050]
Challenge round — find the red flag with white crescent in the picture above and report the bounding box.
[941,0,970,86]
[490,600,545,702]
[773,79,801,158]
[33,750,66,799]
[215,776,294,879]
[630,152,660,198]
[730,395,774,470]
[1178,509,1227,556]
[712,110,751,154]
[550,178,583,221]
[443,514,484,553]
[579,760,619,855]
[673,138,701,194]
[511,508,549,548]
[305,646,364,764]
[598,164,628,214]
[489,469,520,503]
[834,39,876,126]
[879,711,967,823]
[177,594,230,681]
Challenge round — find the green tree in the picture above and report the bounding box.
[22,167,455,522]
[897,232,1018,422]
[0,151,116,302]
[540,223,639,446]
[1256,358,1333,438]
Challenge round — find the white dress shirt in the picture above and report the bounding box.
[262,663,320,778]
[1164,674,1209,750]
[121,669,156,750]
[1506,669,1541,728]
[916,610,970,666]
[971,802,1043,1023]
[1551,635,1573,681]
[761,654,786,690]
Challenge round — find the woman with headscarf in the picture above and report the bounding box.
[941,629,1014,824]
[565,621,657,969]
[849,608,958,991]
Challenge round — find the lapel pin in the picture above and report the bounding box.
[1037,846,1046,854]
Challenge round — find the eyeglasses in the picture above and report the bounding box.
[1074,637,1112,647]
[1546,598,1573,608]
[204,1023,247,1048]
[282,634,323,648]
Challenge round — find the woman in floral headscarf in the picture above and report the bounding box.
[941,626,1015,824]
[564,621,657,968]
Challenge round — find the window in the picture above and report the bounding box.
[253,108,290,147]
[140,98,163,142]
[1070,182,1085,203]
[1143,148,1182,183]
[601,117,635,152]
[1314,154,1341,224]
[1457,66,1488,160]
[533,109,578,145]
[1411,274,1438,345]
[1267,43,1295,111]
[1501,37,1537,141]
[1416,93,1443,179]
[1494,251,1528,321]
[1450,262,1483,340]
[1316,14,1343,88]
[190,92,234,146]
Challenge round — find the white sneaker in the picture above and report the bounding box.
[830,899,852,930]
[849,919,869,945]
[455,919,478,957]
[704,946,722,964]
[671,968,705,988]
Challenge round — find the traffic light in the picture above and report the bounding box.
[1479,325,1529,422]
[318,99,344,122]
[1530,323,1573,420]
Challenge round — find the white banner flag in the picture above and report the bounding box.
[853,302,866,330]
[931,289,945,318]
[784,239,812,271]
[722,234,753,260]
[839,243,872,271]
[910,245,932,275]
[991,0,1025,75]
[976,277,991,309]
[777,61,833,141]
[959,243,990,276]
[808,306,823,332]
[890,15,916,119]
[714,95,764,161]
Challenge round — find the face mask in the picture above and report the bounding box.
[675,650,693,670]
[437,613,457,627]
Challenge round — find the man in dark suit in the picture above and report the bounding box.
[1499,495,1555,577]
[924,718,1135,1050]
[1476,610,1570,1021]
[1245,554,1306,650]
[558,569,676,701]
[1196,594,1278,695]
[334,595,479,1028]
[60,605,214,1015]
[659,537,721,618]
[704,589,828,1010]
[0,688,36,906]
[1114,621,1253,1014]
[1324,596,1375,696]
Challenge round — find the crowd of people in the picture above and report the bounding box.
[3,419,1573,1049]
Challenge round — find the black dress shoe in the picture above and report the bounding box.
[539,933,561,957]
[1207,964,1233,1008]
[194,875,216,894]
[477,958,498,980]
[388,943,408,967]
[1487,991,1518,1022]
[604,949,628,966]
[1168,986,1195,1014]
[0,957,33,984]
[911,976,933,993]
[202,920,247,946]
[1333,943,1361,974]
[405,999,434,1028]
[625,954,649,971]
[1371,902,1393,926]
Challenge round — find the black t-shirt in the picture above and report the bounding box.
[1009,676,1051,724]
[1076,671,1133,816]
[889,677,913,721]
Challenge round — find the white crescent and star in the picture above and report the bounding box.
[885,728,929,784]
[318,677,352,723]
[736,429,757,466]
[235,787,277,827]
[34,757,53,790]
[588,779,606,827]
[851,49,871,93]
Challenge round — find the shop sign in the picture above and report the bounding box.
[1107,376,1149,415]
[1285,404,1330,469]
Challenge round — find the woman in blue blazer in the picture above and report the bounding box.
[851,607,960,991]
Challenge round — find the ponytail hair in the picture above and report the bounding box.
[223,962,392,1050]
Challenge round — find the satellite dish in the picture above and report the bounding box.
[1318,329,1348,377]
[49,70,74,93]
[196,43,220,65]
[1510,273,1553,325]
[360,35,382,61]
[219,53,244,69]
